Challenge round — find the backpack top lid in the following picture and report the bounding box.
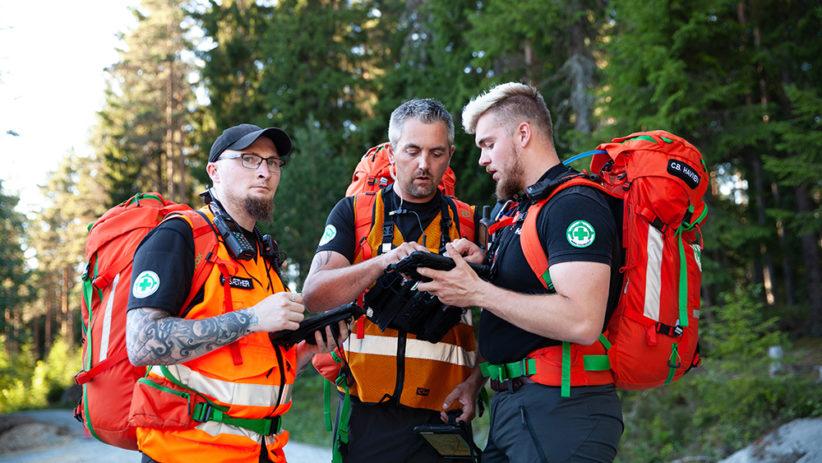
[84,193,191,260]
[345,142,457,197]
[591,130,709,220]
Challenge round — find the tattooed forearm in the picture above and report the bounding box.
[126,307,259,366]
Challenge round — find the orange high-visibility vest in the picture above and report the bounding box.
[135,209,297,463]
[343,190,477,411]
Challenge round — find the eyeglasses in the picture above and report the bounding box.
[218,152,285,173]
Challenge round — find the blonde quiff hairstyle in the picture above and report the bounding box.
[461,82,554,143]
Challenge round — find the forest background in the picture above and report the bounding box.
[1,0,820,461]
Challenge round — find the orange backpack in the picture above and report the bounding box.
[74,193,218,449]
[495,131,708,395]
[345,142,457,196]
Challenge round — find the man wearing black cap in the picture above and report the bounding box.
[126,124,347,463]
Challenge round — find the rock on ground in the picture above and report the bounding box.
[719,418,822,463]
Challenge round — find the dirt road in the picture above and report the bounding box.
[0,410,330,463]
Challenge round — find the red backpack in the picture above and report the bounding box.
[345,142,457,196]
[74,192,218,449]
[517,131,708,393]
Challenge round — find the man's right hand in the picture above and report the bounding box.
[250,292,305,333]
[378,241,429,268]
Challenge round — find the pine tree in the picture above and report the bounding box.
[266,118,349,283]
[466,0,607,153]
[189,0,275,187]
[95,0,196,205]
[0,181,32,354]
[27,154,106,349]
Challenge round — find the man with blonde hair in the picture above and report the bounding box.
[417,83,624,462]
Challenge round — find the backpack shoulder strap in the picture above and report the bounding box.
[352,192,379,261]
[166,209,220,316]
[521,177,609,290]
[444,196,476,242]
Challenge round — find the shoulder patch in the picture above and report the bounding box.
[133,271,160,298]
[319,224,337,246]
[566,220,596,248]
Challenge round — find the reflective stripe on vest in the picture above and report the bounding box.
[150,364,293,408]
[346,335,477,367]
[195,420,287,441]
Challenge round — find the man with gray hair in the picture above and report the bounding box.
[417,83,624,462]
[303,99,483,462]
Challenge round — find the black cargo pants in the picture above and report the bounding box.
[482,382,623,463]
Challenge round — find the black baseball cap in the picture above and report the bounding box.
[208,124,293,163]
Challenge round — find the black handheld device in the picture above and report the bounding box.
[269,303,362,348]
[387,251,491,282]
[413,410,482,462]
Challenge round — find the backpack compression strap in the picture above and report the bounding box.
[167,210,220,314]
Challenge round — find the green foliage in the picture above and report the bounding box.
[265,118,350,283]
[467,0,605,152]
[0,181,32,347]
[286,369,337,446]
[188,0,276,187]
[0,337,82,413]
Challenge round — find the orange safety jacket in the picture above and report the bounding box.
[130,208,297,463]
[342,189,477,411]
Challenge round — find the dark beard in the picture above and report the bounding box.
[244,196,273,222]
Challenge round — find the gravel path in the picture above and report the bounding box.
[0,410,330,463]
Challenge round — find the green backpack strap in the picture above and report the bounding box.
[332,369,352,463]
[323,349,345,432]
[156,365,282,436]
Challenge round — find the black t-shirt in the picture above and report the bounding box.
[316,185,473,260]
[127,217,259,316]
[478,164,619,364]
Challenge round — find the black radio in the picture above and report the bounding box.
[202,190,256,260]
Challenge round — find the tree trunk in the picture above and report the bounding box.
[564,1,594,133]
[63,266,75,344]
[795,186,822,336]
[523,39,535,84]
[749,153,776,304]
[4,309,14,355]
[45,287,54,353]
[772,182,796,306]
[32,315,40,358]
[165,17,177,201]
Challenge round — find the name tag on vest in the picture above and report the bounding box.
[220,275,254,290]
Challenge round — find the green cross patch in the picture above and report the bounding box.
[566,220,596,248]
[132,271,160,298]
[319,224,337,246]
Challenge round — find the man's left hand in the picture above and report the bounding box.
[440,368,485,423]
[416,243,484,308]
[298,320,350,359]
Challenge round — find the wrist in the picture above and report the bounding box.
[471,280,493,308]
[244,307,261,333]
